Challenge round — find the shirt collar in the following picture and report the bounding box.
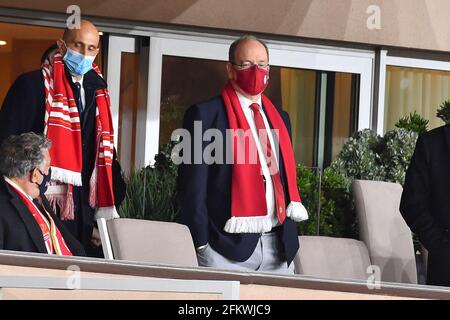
[64,66,107,90]
[235,90,262,110]
[3,176,34,201]
[71,74,84,86]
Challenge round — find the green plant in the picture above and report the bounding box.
[380,128,418,185]
[436,100,450,125]
[330,128,418,185]
[329,129,385,181]
[118,141,179,222]
[312,127,418,239]
[296,165,356,238]
[395,111,429,133]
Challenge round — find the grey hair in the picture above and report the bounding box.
[0,132,51,179]
[228,35,269,63]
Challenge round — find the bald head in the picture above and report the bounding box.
[63,20,99,43]
[228,35,269,64]
[57,20,100,58]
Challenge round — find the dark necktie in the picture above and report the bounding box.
[249,103,286,224]
[74,82,83,115]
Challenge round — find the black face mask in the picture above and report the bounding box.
[35,168,51,195]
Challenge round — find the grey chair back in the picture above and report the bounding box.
[101,218,198,267]
[352,180,417,284]
[294,236,372,281]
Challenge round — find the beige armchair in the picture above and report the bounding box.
[98,218,198,267]
[352,180,417,284]
[294,236,372,281]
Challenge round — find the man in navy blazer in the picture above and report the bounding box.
[177,36,308,274]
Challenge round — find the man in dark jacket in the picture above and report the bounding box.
[177,36,308,274]
[400,124,450,287]
[0,133,85,256]
[0,20,125,257]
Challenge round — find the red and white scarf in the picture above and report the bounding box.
[221,82,308,233]
[6,178,72,256]
[41,53,118,221]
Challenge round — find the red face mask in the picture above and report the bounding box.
[233,65,269,96]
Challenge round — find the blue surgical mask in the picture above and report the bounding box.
[63,47,95,76]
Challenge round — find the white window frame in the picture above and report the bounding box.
[377,54,450,134]
[106,35,136,174]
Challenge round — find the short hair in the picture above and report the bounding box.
[228,35,269,63]
[40,43,58,64]
[0,133,51,179]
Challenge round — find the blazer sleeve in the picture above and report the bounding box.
[0,218,4,250]
[281,110,293,141]
[0,72,45,143]
[400,134,449,253]
[177,104,210,248]
[112,148,127,208]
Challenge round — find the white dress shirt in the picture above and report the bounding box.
[72,75,85,111]
[236,91,280,228]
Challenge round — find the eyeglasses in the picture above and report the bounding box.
[231,62,270,70]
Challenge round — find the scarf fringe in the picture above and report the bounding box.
[46,186,75,221]
[286,201,309,222]
[60,187,75,221]
[223,216,273,233]
[50,167,82,187]
[94,206,120,220]
[47,195,65,216]
[89,162,98,208]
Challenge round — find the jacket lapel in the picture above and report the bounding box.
[5,183,48,253]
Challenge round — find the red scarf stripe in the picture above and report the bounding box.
[7,183,72,256]
[47,107,78,115]
[48,112,80,120]
[48,118,81,128]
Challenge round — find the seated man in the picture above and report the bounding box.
[0,132,85,256]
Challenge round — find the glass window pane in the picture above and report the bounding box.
[117,52,140,174]
[273,67,316,166]
[384,65,450,132]
[332,72,354,161]
[159,55,227,146]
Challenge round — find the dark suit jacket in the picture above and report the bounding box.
[0,68,126,255]
[0,177,85,256]
[177,96,299,264]
[400,124,450,286]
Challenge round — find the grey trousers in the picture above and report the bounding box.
[196,232,295,275]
